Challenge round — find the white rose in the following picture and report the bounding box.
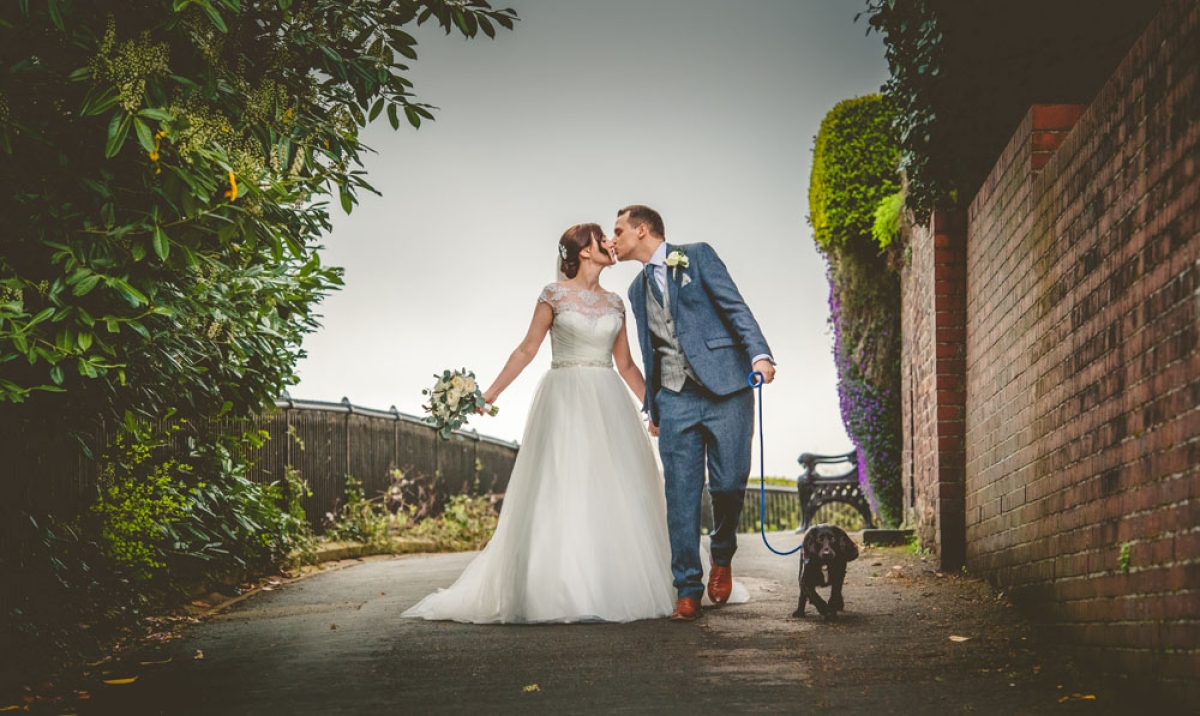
[463,377,476,394]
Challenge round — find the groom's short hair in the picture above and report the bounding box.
[619,204,665,239]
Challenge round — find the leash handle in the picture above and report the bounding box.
[748,371,803,556]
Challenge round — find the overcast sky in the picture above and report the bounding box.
[292,0,889,477]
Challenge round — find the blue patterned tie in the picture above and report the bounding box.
[645,264,663,304]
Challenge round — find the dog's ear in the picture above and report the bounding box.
[802,527,818,553]
[837,529,859,561]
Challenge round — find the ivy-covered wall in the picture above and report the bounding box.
[808,94,904,527]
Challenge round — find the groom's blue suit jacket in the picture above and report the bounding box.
[628,242,771,425]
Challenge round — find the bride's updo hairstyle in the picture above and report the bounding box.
[558,223,604,279]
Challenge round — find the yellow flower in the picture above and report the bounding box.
[223,170,238,202]
[148,130,167,163]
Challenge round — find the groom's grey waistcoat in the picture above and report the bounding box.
[645,275,700,392]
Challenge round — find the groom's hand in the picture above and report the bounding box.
[648,421,660,438]
[753,358,776,384]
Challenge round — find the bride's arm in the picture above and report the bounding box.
[613,316,646,399]
[481,301,553,406]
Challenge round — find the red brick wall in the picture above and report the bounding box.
[901,211,967,570]
[904,0,1199,703]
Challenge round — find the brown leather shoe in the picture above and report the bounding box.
[707,565,733,604]
[669,597,701,621]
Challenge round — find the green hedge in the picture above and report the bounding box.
[809,95,900,253]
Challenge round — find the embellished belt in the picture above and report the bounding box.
[551,359,613,369]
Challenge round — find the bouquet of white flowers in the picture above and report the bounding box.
[422,368,498,440]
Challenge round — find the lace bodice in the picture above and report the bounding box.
[538,284,624,367]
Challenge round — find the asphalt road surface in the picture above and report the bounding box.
[81,533,1147,715]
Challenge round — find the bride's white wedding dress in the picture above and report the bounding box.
[402,284,747,624]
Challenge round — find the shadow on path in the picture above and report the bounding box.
[80,532,1144,714]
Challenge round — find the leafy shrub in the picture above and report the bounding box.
[810,95,904,527]
[872,190,905,249]
[325,475,393,549]
[324,472,498,553]
[808,95,901,253]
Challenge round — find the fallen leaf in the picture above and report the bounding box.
[139,658,172,665]
[261,585,275,591]
[190,600,211,608]
[523,684,540,693]
[0,705,21,711]
[84,659,107,667]
[267,577,283,586]
[194,650,204,660]
[892,565,903,570]
[102,677,138,685]
[330,623,338,630]
[1058,693,1097,703]
[948,635,971,642]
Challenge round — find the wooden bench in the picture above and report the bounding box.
[795,450,875,531]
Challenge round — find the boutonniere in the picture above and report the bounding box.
[664,248,689,279]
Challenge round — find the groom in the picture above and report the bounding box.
[612,204,775,621]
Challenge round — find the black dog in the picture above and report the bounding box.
[793,524,859,618]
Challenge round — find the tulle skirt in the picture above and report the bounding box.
[402,365,745,624]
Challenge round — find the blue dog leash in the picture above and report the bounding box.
[748,371,804,556]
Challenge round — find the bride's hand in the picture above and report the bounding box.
[648,421,659,438]
[477,390,498,414]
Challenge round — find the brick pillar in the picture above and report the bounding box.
[902,207,968,572]
[931,209,967,571]
[1029,104,1086,171]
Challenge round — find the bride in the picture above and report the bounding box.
[402,223,745,624]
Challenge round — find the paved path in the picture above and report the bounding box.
[82,533,1143,715]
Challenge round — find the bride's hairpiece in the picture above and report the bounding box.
[558,243,569,260]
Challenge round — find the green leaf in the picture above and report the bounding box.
[134,117,156,153]
[404,105,422,129]
[368,98,385,122]
[105,317,120,333]
[49,365,64,385]
[106,277,147,307]
[77,332,94,351]
[73,274,103,296]
[105,113,132,159]
[153,225,170,260]
[29,307,54,326]
[201,3,228,32]
[80,85,120,117]
[47,0,64,32]
[387,103,400,130]
[339,189,353,214]
[137,108,174,121]
[131,241,147,261]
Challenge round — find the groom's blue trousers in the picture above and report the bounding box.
[656,379,755,601]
